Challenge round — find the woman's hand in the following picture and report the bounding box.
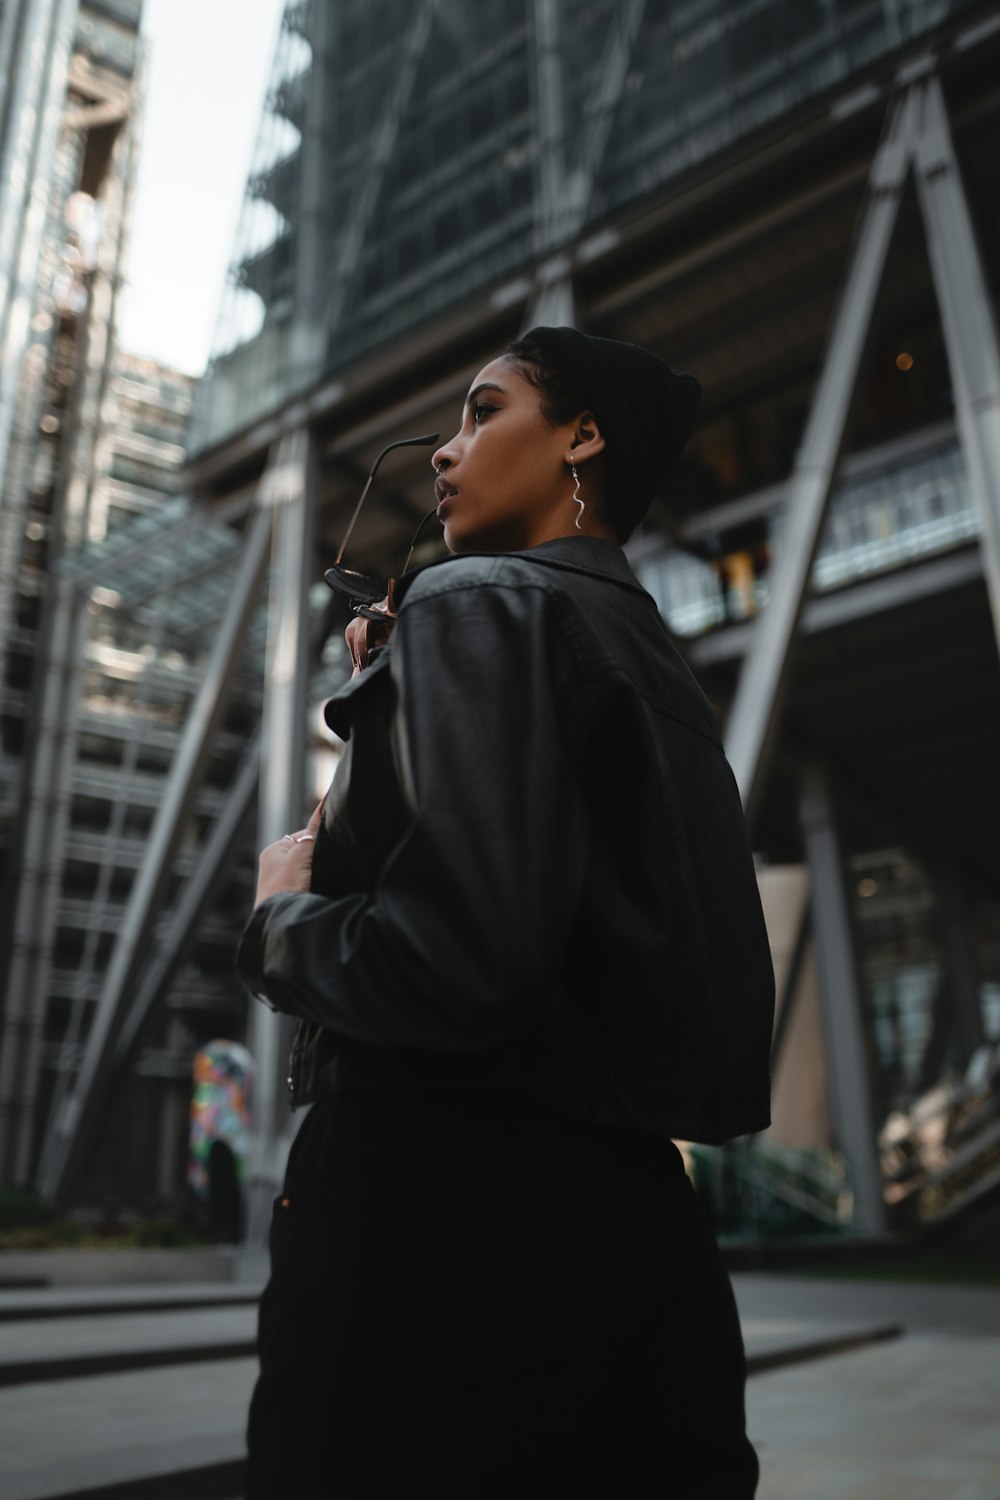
[253,799,324,908]
[346,597,394,676]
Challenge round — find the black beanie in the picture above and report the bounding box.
[519,326,701,540]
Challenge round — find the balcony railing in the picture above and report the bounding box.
[636,437,977,638]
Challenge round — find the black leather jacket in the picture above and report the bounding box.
[236,536,774,1144]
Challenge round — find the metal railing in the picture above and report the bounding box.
[636,436,976,638]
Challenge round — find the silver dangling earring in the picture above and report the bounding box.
[570,460,584,530]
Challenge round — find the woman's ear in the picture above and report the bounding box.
[564,411,606,464]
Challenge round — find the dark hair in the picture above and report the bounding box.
[503,334,622,537]
[507,325,701,542]
[503,336,592,427]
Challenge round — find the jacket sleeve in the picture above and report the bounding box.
[235,573,590,1050]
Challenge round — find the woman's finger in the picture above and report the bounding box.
[254,833,315,906]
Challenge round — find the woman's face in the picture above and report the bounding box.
[431,358,593,553]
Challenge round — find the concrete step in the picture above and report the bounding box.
[0,1288,912,1500]
[0,1305,255,1387]
[0,1284,262,1325]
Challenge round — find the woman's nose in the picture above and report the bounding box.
[432,440,456,473]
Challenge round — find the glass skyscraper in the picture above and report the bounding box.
[196,0,984,450]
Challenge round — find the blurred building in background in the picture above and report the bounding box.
[3,0,1000,1243]
[0,3,272,1212]
[0,0,147,1186]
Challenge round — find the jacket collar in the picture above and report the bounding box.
[326,540,649,733]
[392,536,649,607]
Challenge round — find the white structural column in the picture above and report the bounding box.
[0,0,78,655]
[912,74,1000,657]
[799,762,887,1236]
[725,90,917,824]
[524,273,576,331]
[524,0,645,330]
[245,424,314,1246]
[529,0,568,253]
[35,501,274,1204]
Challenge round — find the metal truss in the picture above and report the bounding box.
[25,425,320,1211]
[322,2,434,340]
[716,69,1000,1232]
[35,496,274,1203]
[559,0,647,244]
[526,0,646,325]
[726,74,1000,827]
[724,85,918,825]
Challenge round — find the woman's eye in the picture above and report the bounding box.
[471,402,497,425]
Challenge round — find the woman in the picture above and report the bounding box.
[237,326,775,1497]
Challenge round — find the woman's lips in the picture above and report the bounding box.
[434,476,458,506]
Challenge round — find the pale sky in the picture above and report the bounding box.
[118,0,287,376]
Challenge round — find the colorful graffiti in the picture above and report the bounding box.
[189,1040,254,1237]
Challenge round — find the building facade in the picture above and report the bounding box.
[8,0,1000,1235]
[0,5,271,1210]
[0,0,150,1188]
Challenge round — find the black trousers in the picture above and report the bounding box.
[246,1088,758,1498]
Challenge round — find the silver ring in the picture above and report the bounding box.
[293,834,315,843]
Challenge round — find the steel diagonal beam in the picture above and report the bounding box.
[561,0,647,240]
[35,502,273,1204]
[324,2,433,339]
[108,738,262,1074]
[911,75,1000,658]
[108,522,329,1096]
[725,89,918,825]
[525,0,644,314]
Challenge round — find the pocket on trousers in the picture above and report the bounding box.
[267,1192,294,1273]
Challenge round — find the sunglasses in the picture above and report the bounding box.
[323,433,441,621]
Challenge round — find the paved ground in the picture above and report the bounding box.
[734,1276,1000,1500]
[0,1359,256,1499]
[0,1271,997,1498]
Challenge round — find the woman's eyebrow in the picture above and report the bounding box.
[465,381,505,408]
